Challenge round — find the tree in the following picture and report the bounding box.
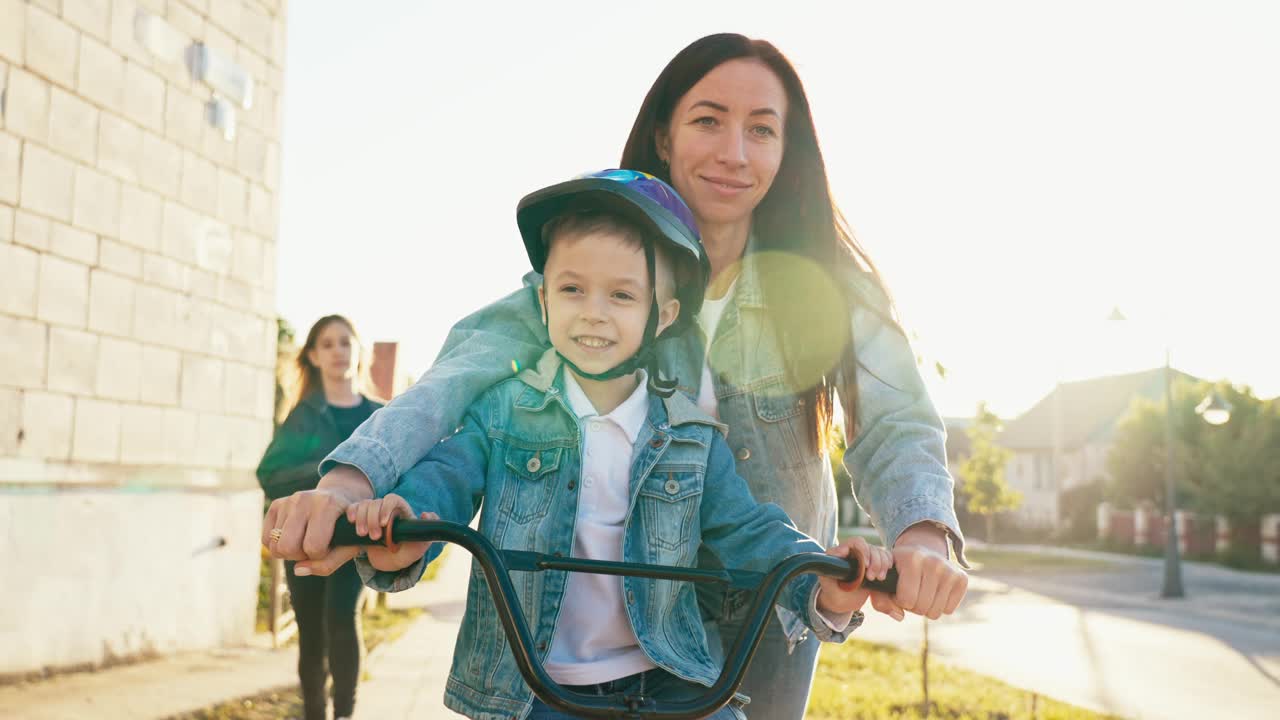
[1059,478,1105,542]
[1106,379,1280,522]
[1193,385,1280,522]
[827,415,863,527]
[273,316,300,425]
[959,403,1020,542]
[277,316,296,347]
[1104,379,1210,510]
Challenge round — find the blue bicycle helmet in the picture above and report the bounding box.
[516,169,708,395]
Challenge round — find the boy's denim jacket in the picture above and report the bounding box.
[327,243,966,645]
[355,349,855,720]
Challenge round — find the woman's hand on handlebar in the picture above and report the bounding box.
[816,536,903,620]
[262,464,374,576]
[892,522,968,620]
[347,493,440,572]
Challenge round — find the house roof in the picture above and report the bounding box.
[997,368,1199,451]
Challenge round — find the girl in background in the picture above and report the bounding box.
[257,315,384,720]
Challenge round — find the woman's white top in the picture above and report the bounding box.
[694,275,739,418]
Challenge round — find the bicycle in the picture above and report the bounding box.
[332,517,898,719]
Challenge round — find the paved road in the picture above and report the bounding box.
[853,555,1280,720]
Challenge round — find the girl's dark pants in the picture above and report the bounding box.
[285,559,365,720]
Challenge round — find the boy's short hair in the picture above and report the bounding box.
[541,202,690,303]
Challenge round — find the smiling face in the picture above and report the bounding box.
[538,225,679,378]
[656,58,789,233]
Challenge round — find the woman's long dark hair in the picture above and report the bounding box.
[621,33,895,449]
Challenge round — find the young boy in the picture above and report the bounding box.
[345,170,892,720]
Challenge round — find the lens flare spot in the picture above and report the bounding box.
[706,251,850,394]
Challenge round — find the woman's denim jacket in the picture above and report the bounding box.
[326,244,967,644]
[355,349,855,720]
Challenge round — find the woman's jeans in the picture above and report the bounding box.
[285,560,365,720]
[526,667,744,720]
[707,611,822,720]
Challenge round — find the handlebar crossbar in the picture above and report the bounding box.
[332,518,897,719]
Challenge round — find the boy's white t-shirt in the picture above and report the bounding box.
[544,370,657,685]
[545,343,854,685]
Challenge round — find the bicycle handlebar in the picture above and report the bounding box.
[332,518,896,719]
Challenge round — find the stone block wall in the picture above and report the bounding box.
[0,0,288,675]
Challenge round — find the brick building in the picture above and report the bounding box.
[1,0,286,677]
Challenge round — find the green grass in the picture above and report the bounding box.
[167,689,301,720]
[809,638,1121,720]
[183,633,1116,720]
[836,531,1121,575]
[962,550,1119,574]
[1078,541,1280,574]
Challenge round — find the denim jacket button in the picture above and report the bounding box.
[649,436,663,449]
[735,447,751,461]
[526,456,541,473]
[664,479,679,495]
[567,480,576,490]
[626,590,636,605]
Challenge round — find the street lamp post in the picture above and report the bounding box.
[1108,308,1232,599]
[1161,349,1184,598]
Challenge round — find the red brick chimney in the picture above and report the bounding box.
[369,342,399,401]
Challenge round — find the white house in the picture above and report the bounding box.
[996,368,1196,530]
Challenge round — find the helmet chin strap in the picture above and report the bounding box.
[543,241,680,398]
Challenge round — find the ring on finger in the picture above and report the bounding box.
[269,527,283,543]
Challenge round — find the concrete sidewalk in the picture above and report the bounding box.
[966,540,1280,630]
[0,635,297,720]
[0,547,473,720]
[353,545,470,719]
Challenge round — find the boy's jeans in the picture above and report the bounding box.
[525,668,744,720]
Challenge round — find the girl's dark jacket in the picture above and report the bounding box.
[256,391,384,501]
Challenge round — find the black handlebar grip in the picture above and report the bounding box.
[331,516,384,548]
[861,566,899,595]
[844,552,899,595]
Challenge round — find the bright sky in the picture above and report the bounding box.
[275,1,1280,420]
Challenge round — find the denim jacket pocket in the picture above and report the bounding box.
[751,377,813,470]
[638,469,703,553]
[500,444,562,524]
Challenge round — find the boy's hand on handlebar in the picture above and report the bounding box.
[816,537,903,620]
[892,522,968,620]
[347,494,438,572]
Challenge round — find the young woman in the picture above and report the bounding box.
[257,315,384,720]
[267,35,968,719]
